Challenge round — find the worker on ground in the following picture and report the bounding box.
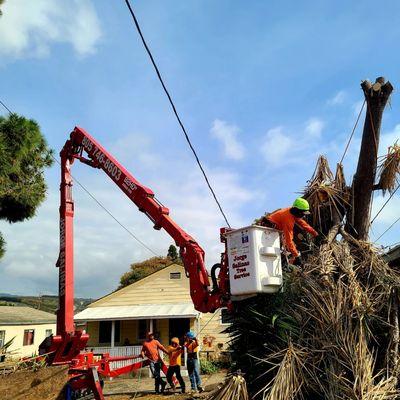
[261,197,318,265]
[166,337,186,394]
[185,331,204,393]
[141,331,168,394]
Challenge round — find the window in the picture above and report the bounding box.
[45,329,53,337]
[138,320,159,340]
[0,330,5,347]
[170,272,181,280]
[220,308,233,325]
[99,321,120,344]
[23,329,35,346]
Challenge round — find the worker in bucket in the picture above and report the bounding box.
[166,337,186,393]
[185,331,204,393]
[141,331,168,394]
[261,197,318,265]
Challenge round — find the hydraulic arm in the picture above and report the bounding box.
[44,127,230,364]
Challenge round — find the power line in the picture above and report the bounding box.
[74,181,160,256]
[1,98,159,256]
[196,309,219,336]
[370,183,400,225]
[51,155,160,257]
[339,99,365,165]
[375,216,400,242]
[0,99,12,114]
[123,0,231,228]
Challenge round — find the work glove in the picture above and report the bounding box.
[289,252,300,265]
[293,255,303,266]
[311,229,319,238]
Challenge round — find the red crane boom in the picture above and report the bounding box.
[40,127,231,399]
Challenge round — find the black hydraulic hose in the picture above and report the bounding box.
[210,263,221,292]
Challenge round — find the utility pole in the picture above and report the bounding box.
[347,77,393,240]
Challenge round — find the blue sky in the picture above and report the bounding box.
[0,0,399,298]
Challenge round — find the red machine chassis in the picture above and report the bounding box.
[40,127,231,399]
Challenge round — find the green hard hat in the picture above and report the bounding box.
[293,197,310,211]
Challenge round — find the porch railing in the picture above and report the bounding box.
[89,345,143,370]
[88,345,188,376]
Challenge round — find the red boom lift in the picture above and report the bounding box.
[40,127,233,399]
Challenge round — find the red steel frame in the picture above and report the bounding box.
[40,127,231,399]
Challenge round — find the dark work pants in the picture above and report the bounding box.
[166,365,185,391]
[149,361,165,393]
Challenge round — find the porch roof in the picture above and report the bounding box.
[74,302,199,322]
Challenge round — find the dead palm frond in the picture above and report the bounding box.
[207,373,250,400]
[255,342,308,400]
[377,142,400,194]
[334,162,347,191]
[303,156,349,235]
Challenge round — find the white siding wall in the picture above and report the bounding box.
[0,323,56,358]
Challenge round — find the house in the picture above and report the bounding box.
[0,306,56,358]
[385,244,400,267]
[74,264,231,359]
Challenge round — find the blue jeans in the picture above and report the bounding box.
[187,358,202,390]
[149,360,166,392]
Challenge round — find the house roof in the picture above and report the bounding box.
[385,244,400,265]
[87,264,191,308]
[74,302,199,322]
[0,306,56,325]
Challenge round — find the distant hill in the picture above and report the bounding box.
[0,295,93,314]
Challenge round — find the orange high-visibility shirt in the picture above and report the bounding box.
[267,207,317,257]
[185,339,199,359]
[167,345,183,366]
[141,339,164,362]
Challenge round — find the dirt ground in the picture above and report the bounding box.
[105,389,209,399]
[0,365,68,400]
[104,371,225,399]
[106,395,193,400]
[0,367,225,400]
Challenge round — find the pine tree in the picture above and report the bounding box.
[167,244,178,260]
[0,113,53,258]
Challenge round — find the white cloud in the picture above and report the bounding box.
[156,167,255,263]
[305,118,324,138]
[109,133,161,169]
[210,119,245,160]
[260,118,326,168]
[0,0,101,59]
[0,137,256,298]
[260,126,293,167]
[327,90,346,105]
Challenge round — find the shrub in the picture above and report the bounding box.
[200,359,221,375]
